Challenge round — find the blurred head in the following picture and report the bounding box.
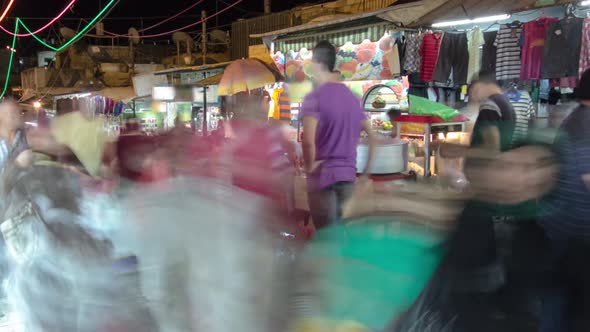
[226,90,268,122]
[0,100,23,139]
[468,71,500,104]
[312,41,337,78]
[577,68,590,103]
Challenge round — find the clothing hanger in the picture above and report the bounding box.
[508,20,522,28]
[483,22,500,32]
[505,81,521,101]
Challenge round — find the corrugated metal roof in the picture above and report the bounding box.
[251,9,390,39]
[154,62,233,75]
[411,0,575,26]
[231,12,292,60]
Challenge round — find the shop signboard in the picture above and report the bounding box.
[276,33,401,83]
[287,78,408,108]
[133,74,168,97]
[153,86,194,102]
[136,111,164,131]
[152,86,175,101]
[192,85,219,104]
[180,69,224,85]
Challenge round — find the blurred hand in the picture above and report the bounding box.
[465,145,558,204]
[305,160,324,174]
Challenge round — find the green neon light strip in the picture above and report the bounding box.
[19,0,117,51]
[0,0,118,98]
[1,19,18,98]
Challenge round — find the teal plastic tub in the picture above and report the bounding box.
[303,217,446,330]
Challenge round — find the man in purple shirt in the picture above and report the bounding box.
[300,41,375,230]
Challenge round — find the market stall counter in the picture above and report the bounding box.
[394,114,470,177]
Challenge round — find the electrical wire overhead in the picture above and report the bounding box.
[0,0,117,98]
[103,0,206,36]
[87,0,243,39]
[0,0,77,37]
[0,0,243,98]
[1,19,18,98]
[17,0,117,51]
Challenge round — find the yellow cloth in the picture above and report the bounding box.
[291,318,370,332]
[272,87,283,120]
[51,112,114,177]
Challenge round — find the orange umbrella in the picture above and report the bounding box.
[217,58,283,96]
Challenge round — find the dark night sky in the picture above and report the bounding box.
[7,0,328,34]
[0,0,330,55]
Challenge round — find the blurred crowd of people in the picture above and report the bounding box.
[0,40,586,332]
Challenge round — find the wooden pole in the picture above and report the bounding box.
[201,10,207,65]
[264,0,271,14]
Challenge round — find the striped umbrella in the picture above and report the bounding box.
[218,58,283,96]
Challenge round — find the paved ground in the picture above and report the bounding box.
[0,299,22,332]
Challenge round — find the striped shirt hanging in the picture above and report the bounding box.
[279,88,291,123]
[494,25,522,81]
[506,90,534,145]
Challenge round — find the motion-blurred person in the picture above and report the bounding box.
[26,99,116,178]
[435,72,522,330]
[222,90,296,218]
[538,68,590,332]
[0,102,34,169]
[300,40,376,230]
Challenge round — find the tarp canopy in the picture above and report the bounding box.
[410,0,575,27]
[195,73,224,86]
[251,0,577,40]
[93,87,136,102]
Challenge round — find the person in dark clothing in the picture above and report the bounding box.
[435,72,526,331]
[538,68,590,332]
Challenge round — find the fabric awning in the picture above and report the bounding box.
[196,73,224,86]
[93,87,136,102]
[410,0,576,27]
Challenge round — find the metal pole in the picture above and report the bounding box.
[424,123,431,177]
[201,10,207,65]
[203,74,208,136]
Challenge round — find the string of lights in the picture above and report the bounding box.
[0,0,243,98]
[0,0,117,97]
[17,0,117,51]
[1,19,18,98]
[0,0,15,23]
[0,0,77,37]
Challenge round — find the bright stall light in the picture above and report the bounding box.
[432,14,511,27]
[33,101,41,109]
[158,103,167,113]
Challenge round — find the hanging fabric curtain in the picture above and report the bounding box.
[278,87,291,123]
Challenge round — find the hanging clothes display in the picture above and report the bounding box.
[394,31,406,75]
[505,89,534,144]
[578,17,590,78]
[481,31,498,74]
[433,32,468,85]
[467,27,485,83]
[403,33,424,74]
[271,87,282,120]
[278,88,291,123]
[520,17,559,80]
[420,32,444,82]
[494,24,523,81]
[541,17,583,79]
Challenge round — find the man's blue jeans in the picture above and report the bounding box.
[307,181,354,230]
